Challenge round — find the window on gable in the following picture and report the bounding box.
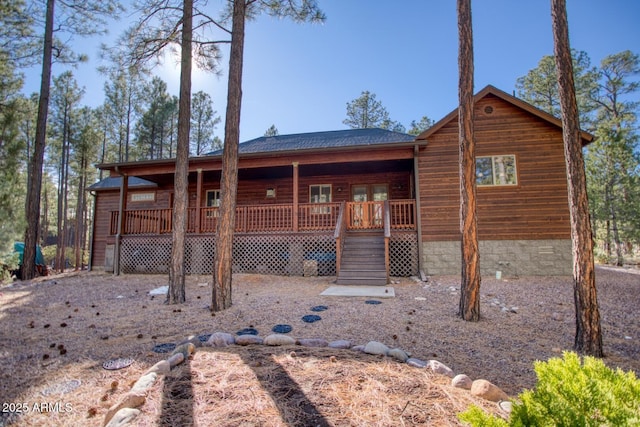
[476,155,517,186]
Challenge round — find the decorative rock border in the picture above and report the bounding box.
[101,333,509,426]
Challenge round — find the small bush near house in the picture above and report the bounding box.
[459,351,640,426]
[0,251,20,283]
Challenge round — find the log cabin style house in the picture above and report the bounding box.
[88,85,593,283]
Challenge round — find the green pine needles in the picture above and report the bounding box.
[459,351,640,426]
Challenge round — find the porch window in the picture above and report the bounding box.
[205,190,220,217]
[206,190,221,207]
[310,184,331,213]
[476,155,517,186]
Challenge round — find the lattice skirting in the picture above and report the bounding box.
[390,232,419,277]
[120,232,417,277]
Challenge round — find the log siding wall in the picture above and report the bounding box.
[419,94,571,242]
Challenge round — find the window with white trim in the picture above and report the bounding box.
[309,184,331,204]
[476,155,517,186]
[206,190,221,207]
[310,184,331,214]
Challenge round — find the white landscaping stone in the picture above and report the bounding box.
[206,332,235,347]
[264,334,296,346]
[235,335,264,346]
[363,341,389,356]
[145,360,171,376]
[131,373,157,394]
[167,353,185,368]
[104,408,141,427]
[470,379,509,402]
[428,360,454,378]
[451,374,473,390]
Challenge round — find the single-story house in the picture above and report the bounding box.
[88,85,593,282]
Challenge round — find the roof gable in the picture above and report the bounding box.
[416,85,593,143]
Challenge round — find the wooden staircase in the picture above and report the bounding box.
[336,232,388,286]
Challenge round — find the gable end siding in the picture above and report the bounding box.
[419,94,571,242]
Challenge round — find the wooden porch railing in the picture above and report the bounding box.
[383,200,391,284]
[109,200,415,235]
[334,201,347,277]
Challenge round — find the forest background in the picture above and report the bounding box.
[0,0,638,276]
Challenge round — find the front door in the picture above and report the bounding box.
[350,184,388,228]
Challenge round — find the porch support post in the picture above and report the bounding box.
[292,162,299,232]
[195,168,203,233]
[413,145,426,277]
[114,174,129,276]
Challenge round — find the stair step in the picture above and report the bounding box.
[337,233,387,286]
[336,277,387,286]
[338,270,387,279]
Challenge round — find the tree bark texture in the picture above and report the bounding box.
[23,0,55,280]
[551,0,603,356]
[212,0,246,312]
[168,0,193,304]
[457,0,481,321]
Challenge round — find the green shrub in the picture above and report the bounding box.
[459,352,640,426]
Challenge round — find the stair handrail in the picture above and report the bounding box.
[334,201,346,276]
[383,200,391,284]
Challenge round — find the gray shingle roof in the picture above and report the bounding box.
[207,128,416,156]
[87,176,158,191]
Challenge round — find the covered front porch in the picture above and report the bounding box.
[108,200,419,280]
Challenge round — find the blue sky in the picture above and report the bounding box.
[22,0,640,141]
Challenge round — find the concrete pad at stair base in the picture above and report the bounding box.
[320,286,395,298]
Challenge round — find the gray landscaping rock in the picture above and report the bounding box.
[451,374,473,390]
[363,341,389,356]
[388,348,409,363]
[470,379,509,402]
[428,360,454,378]
[206,332,235,347]
[328,340,352,349]
[297,338,328,347]
[407,358,427,368]
[264,334,296,346]
[351,345,365,352]
[235,334,264,346]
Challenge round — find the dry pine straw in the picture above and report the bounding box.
[0,268,638,426]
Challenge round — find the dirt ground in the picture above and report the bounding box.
[0,266,638,426]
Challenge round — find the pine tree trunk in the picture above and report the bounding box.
[551,0,603,357]
[212,0,246,312]
[168,0,193,304]
[23,0,55,280]
[457,0,481,321]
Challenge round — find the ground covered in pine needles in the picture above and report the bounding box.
[0,266,638,426]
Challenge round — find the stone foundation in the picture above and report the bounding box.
[423,239,573,276]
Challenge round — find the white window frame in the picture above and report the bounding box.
[205,189,221,217]
[309,184,332,214]
[130,192,155,202]
[476,155,518,187]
